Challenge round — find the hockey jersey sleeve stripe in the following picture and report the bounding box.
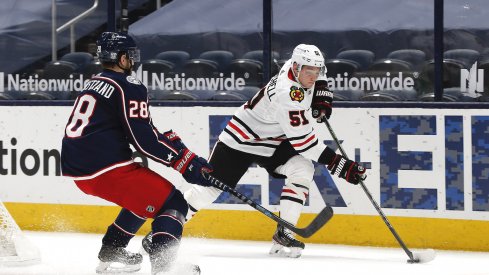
[94,76,172,165]
[295,139,319,153]
[291,134,316,148]
[233,116,260,139]
[282,188,297,195]
[228,121,250,140]
[288,130,313,141]
[224,128,279,149]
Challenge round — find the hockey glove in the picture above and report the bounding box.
[171,149,213,187]
[327,154,366,185]
[311,80,333,123]
[162,130,187,151]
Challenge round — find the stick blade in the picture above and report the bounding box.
[408,249,436,264]
[294,206,334,238]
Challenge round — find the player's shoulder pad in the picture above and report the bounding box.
[125,75,142,85]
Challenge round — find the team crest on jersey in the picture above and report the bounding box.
[126,75,142,85]
[289,86,304,102]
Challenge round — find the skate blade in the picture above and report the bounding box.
[95,261,141,273]
[269,243,302,258]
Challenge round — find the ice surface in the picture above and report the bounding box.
[0,231,488,275]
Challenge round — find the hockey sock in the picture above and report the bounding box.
[279,183,308,227]
[150,190,187,252]
[102,208,146,248]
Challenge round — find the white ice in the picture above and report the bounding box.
[1,231,489,275]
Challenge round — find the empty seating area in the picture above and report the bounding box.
[326,47,489,102]
[2,47,489,102]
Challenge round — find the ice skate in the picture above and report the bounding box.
[269,225,305,258]
[140,231,152,256]
[96,244,143,273]
[143,234,200,275]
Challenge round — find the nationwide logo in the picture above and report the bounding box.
[460,62,484,96]
[0,68,248,93]
[0,73,87,93]
[326,72,415,91]
[135,67,247,91]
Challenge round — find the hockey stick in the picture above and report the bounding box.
[203,173,333,238]
[323,119,436,263]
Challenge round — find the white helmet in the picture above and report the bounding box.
[291,44,326,75]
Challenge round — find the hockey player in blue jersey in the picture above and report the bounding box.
[61,32,210,275]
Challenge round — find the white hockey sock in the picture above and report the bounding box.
[278,198,304,232]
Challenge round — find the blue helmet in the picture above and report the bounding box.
[96,32,140,63]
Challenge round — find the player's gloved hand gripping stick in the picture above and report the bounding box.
[323,119,436,263]
[202,173,333,238]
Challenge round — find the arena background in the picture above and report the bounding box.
[1,0,489,253]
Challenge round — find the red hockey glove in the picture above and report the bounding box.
[327,154,366,185]
[171,149,213,186]
[311,80,333,123]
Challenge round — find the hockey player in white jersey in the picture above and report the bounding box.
[184,44,366,258]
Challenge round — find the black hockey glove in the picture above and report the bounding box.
[311,80,333,123]
[171,149,213,187]
[162,130,187,151]
[327,154,366,185]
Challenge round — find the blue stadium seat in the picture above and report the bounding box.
[83,60,103,79]
[416,59,465,93]
[227,59,263,87]
[161,90,216,101]
[25,91,57,100]
[43,60,77,79]
[0,92,16,100]
[443,49,480,68]
[155,51,190,72]
[333,89,365,101]
[60,52,94,72]
[242,50,280,64]
[325,59,359,78]
[211,91,248,101]
[183,59,219,78]
[148,89,171,100]
[367,59,413,71]
[233,86,260,100]
[387,49,426,70]
[199,50,235,72]
[336,50,375,71]
[361,89,417,101]
[141,59,174,83]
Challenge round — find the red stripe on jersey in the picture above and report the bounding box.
[292,134,316,147]
[282,188,297,195]
[228,121,250,140]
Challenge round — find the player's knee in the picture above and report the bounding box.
[283,155,315,183]
[158,189,188,218]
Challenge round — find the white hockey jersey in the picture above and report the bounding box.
[219,60,327,162]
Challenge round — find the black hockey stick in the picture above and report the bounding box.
[203,173,333,238]
[323,119,435,263]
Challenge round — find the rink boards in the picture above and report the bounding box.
[1,104,489,251]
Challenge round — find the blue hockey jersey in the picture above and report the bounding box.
[61,69,183,178]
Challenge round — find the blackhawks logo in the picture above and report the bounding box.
[289,86,304,102]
